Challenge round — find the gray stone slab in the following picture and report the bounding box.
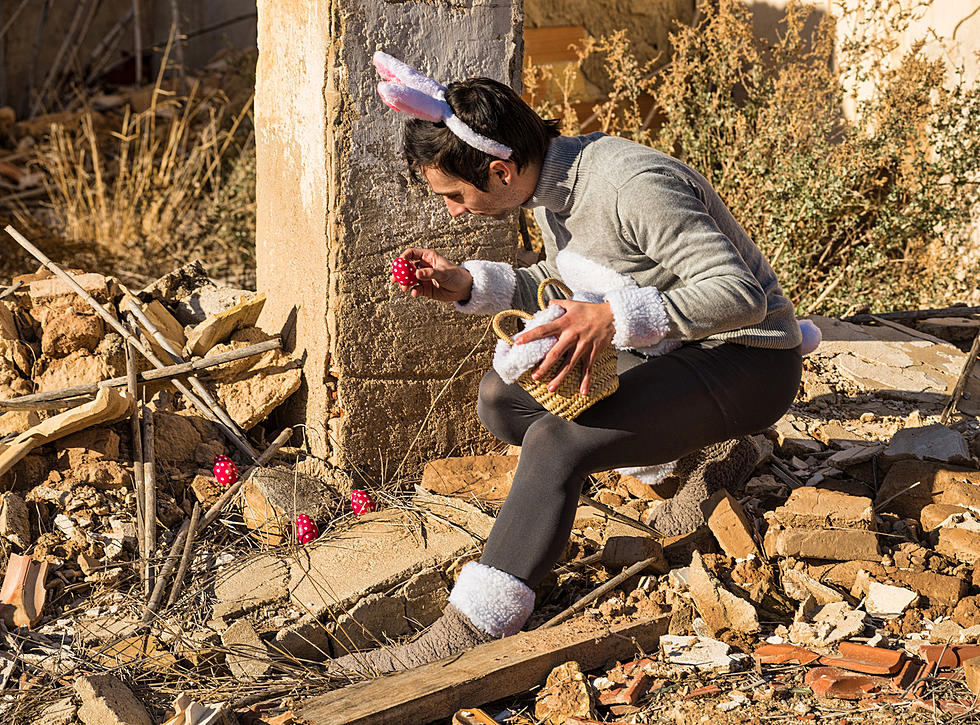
[213,553,290,617]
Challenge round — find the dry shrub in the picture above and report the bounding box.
[32,61,254,286]
[527,0,980,315]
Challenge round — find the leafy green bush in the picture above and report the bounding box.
[526,0,980,315]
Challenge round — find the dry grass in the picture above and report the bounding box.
[525,0,980,315]
[27,50,255,288]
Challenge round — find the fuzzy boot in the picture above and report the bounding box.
[642,436,760,537]
[326,562,535,677]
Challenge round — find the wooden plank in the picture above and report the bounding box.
[525,26,587,64]
[297,615,668,725]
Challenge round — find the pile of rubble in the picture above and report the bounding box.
[3,235,980,725]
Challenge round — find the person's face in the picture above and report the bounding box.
[422,165,517,220]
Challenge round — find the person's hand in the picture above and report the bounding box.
[515,299,615,396]
[396,248,473,303]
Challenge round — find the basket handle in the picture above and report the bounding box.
[537,277,572,311]
[492,309,534,346]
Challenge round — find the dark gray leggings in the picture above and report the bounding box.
[478,340,803,586]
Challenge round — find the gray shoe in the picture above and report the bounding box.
[326,603,495,677]
[643,437,760,537]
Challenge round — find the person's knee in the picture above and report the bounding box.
[522,415,591,482]
[477,371,522,443]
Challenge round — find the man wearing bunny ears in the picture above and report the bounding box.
[327,52,818,677]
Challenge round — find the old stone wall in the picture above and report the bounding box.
[255,0,521,477]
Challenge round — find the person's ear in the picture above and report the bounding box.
[489,159,512,187]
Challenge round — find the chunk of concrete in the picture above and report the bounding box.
[213,554,290,618]
[937,521,980,564]
[766,487,874,531]
[213,331,302,430]
[883,424,971,465]
[29,273,109,307]
[788,601,867,650]
[534,661,595,725]
[0,492,30,549]
[660,634,746,672]
[921,503,971,532]
[687,551,759,636]
[185,292,266,356]
[75,674,151,725]
[864,582,919,619]
[702,489,760,559]
[221,619,272,680]
[601,535,666,571]
[764,528,880,561]
[875,460,980,520]
[420,454,518,504]
[781,568,845,606]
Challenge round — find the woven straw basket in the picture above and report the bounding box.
[492,278,619,421]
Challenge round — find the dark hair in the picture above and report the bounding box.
[403,77,560,191]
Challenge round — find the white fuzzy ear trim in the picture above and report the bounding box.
[455,260,517,315]
[492,305,564,384]
[606,286,670,350]
[449,562,535,637]
[616,460,677,486]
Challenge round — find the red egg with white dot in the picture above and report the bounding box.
[296,514,319,545]
[351,489,376,515]
[213,455,238,487]
[391,258,419,287]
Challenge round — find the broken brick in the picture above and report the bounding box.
[817,642,905,676]
[919,643,980,668]
[753,643,820,666]
[875,461,980,520]
[805,666,879,699]
[702,489,760,560]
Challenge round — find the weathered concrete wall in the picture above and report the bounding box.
[255,0,522,476]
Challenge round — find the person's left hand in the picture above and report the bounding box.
[515,299,615,396]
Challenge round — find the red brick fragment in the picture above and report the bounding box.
[919,644,980,668]
[753,643,821,666]
[893,656,928,691]
[598,670,652,706]
[818,642,906,676]
[684,684,722,699]
[805,667,880,700]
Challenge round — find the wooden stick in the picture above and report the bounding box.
[142,402,155,599]
[298,616,668,725]
[142,518,189,624]
[165,502,200,608]
[539,555,663,629]
[0,339,281,410]
[124,298,257,458]
[868,314,944,344]
[845,305,980,325]
[3,226,258,461]
[85,7,133,84]
[578,493,662,539]
[0,280,22,300]
[941,331,980,425]
[198,428,292,534]
[125,334,146,595]
[132,0,142,85]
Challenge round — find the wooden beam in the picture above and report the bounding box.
[297,615,668,725]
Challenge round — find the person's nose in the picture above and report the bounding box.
[444,197,468,218]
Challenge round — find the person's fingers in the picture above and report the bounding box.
[580,345,600,396]
[532,334,572,379]
[515,322,562,345]
[548,341,587,391]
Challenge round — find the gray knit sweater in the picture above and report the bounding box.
[457,133,802,353]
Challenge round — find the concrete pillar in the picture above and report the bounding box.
[255,0,523,478]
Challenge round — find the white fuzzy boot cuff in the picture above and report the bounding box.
[448,562,535,637]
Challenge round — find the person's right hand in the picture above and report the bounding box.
[397,248,474,303]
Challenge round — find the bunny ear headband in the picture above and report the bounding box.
[373,51,513,160]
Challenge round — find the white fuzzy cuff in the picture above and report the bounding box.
[455,260,517,315]
[492,305,564,384]
[798,318,822,355]
[616,460,677,486]
[605,286,670,350]
[449,562,535,637]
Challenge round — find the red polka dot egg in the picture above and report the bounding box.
[391,258,418,287]
[212,455,238,486]
[351,489,376,515]
[296,514,319,545]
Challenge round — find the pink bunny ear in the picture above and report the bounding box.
[373,51,446,99]
[377,82,449,122]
